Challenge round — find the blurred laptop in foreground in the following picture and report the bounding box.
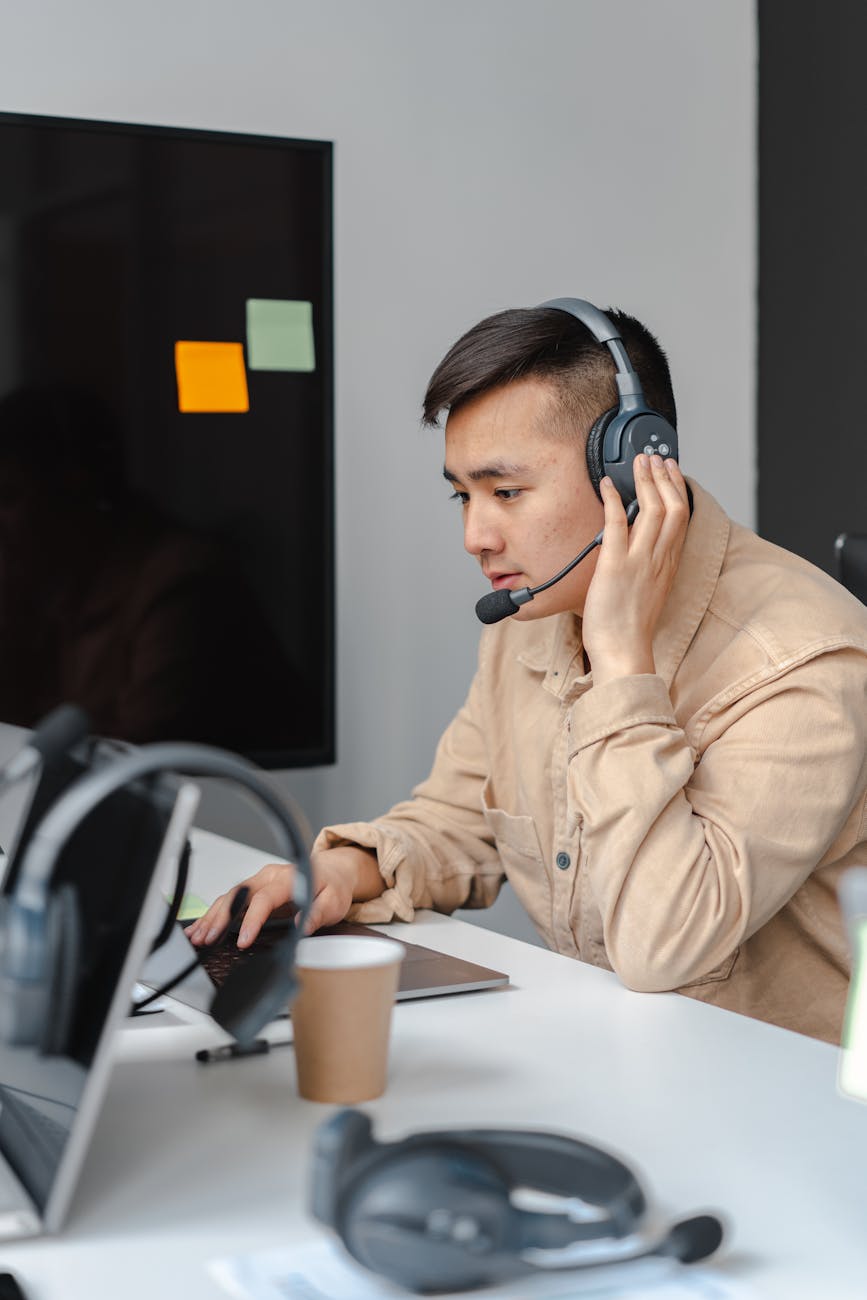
[0,714,198,1238]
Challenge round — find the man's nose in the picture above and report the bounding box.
[463,501,503,557]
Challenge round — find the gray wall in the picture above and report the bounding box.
[0,1,756,944]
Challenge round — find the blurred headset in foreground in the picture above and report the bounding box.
[0,705,312,1055]
[311,1109,724,1294]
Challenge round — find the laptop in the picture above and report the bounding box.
[0,764,200,1240]
[141,914,509,1022]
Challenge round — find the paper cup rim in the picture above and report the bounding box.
[295,934,405,971]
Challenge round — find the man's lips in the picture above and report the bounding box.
[487,572,523,591]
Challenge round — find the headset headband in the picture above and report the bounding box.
[539,297,648,410]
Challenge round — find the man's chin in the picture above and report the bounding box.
[514,593,582,622]
[513,599,553,622]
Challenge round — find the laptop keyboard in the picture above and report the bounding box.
[0,1086,71,1208]
[199,924,282,988]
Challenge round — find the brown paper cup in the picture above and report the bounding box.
[292,935,404,1103]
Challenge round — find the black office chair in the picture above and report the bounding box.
[834,534,867,603]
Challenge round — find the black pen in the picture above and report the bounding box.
[195,1038,291,1064]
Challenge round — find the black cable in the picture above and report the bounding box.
[131,953,205,1014]
[528,534,602,596]
[148,836,191,955]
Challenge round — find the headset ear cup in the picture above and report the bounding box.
[585,407,617,500]
[40,884,83,1057]
[339,1145,516,1293]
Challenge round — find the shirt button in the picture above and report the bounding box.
[555,851,571,870]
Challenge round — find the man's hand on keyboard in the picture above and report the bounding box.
[184,845,384,949]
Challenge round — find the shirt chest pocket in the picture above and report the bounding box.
[480,778,547,914]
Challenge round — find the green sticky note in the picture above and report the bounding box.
[172,893,208,922]
[246,298,316,372]
[839,919,867,1103]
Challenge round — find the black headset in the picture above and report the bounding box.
[540,297,679,505]
[0,733,312,1056]
[311,1110,723,1294]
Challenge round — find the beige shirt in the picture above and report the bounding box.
[315,482,867,1042]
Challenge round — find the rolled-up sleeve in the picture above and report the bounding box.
[313,656,505,923]
[568,650,867,991]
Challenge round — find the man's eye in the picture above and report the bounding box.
[495,489,522,501]
[449,491,469,505]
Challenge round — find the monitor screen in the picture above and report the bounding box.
[0,112,334,768]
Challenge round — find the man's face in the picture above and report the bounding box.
[443,377,605,620]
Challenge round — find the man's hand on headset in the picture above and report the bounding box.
[582,452,690,687]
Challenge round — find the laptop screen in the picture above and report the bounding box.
[0,739,196,1234]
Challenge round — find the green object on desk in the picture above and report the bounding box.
[171,893,207,923]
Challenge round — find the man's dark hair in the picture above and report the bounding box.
[423,306,677,439]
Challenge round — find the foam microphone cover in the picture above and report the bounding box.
[660,1214,724,1264]
[475,589,520,625]
[0,703,92,786]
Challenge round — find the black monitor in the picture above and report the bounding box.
[0,111,334,769]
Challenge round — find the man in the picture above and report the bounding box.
[188,302,867,1042]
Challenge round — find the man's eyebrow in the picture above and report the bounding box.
[442,461,530,484]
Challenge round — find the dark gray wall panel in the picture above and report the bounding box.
[759,2,867,570]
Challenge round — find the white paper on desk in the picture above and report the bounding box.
[131,982,168,1012]
[209,1237,761,1300]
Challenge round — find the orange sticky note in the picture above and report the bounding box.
[175,341,250,413]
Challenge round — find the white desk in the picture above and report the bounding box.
[1,832,866,1298]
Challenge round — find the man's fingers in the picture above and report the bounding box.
[664,454,690,501]
[649,455,690,558]
[650,453,688,511]
[185,892,236,946]
[630,455,665,539]
[184,863,297,948]
[626,455,688,563]
[303,877,356,935]
[304,884,339,935]
[303,896,326,935]
[598,477,629,554]
[236,891,280,948]
[235,867,298,947]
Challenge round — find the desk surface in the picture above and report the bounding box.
[2,831,866,1299]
